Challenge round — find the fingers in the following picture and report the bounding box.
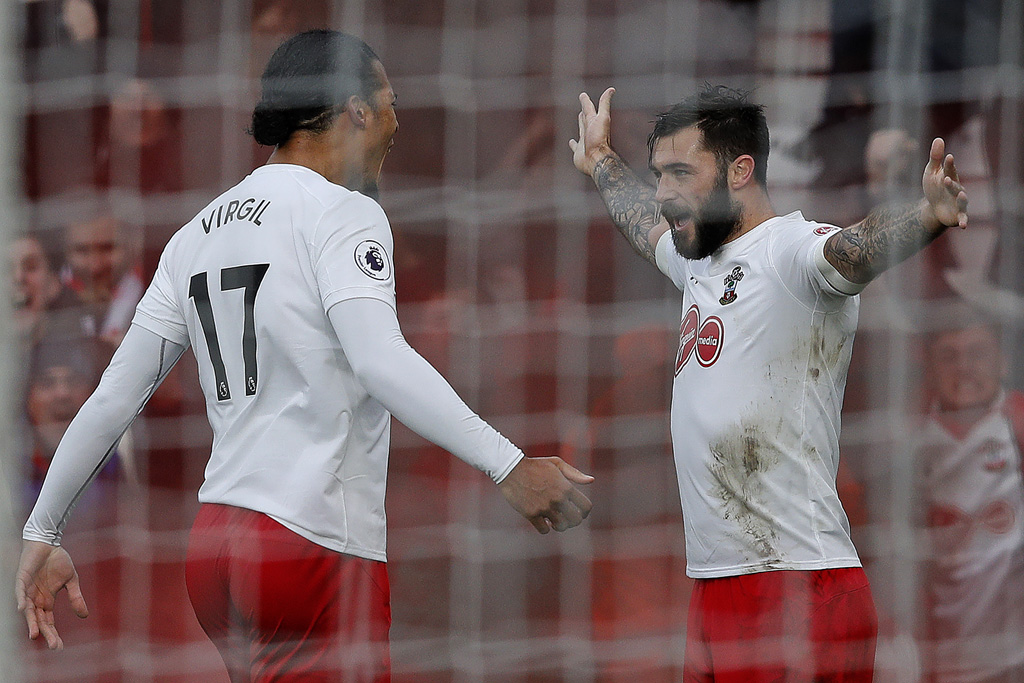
[14,574,28,613]
[579,91,596,117]
[547,505,582,532]
[942,152,961,182]
[929,137,945,167]
[568,109,585,153]
[528,515,551,534]
[22,598,39,641]
[37,606,62,650]
[66,575,89,619]
[554,458,595,485]
[568,487,593,519]
[597,87,615,115]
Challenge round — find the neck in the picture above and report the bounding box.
[266,133,363,190]
[728,190,776,244]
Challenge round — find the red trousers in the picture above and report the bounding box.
[684,567,877,682]
[185,504,391,682]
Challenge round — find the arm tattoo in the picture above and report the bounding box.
[824,200,942,284]
[592,154,663,264]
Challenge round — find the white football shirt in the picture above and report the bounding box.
[133,163,399,562]
[919,405,1024,681]
[656,211,863,578]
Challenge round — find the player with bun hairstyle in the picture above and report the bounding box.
[17,30,593,682]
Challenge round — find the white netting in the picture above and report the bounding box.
[10,0,1024,681]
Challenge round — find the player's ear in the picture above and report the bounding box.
[346,95,368,127]
[730,155,756,189]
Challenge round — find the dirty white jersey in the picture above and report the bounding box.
[133,164,399,562]
[656,211,863,578]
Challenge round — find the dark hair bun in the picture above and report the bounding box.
[251,106,296,147]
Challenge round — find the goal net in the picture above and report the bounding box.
[10,1,1024,681]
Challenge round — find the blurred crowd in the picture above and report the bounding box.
[10,0,1024,682]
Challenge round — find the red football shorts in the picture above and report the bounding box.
[185,503,391,683]
[683,567,877,682]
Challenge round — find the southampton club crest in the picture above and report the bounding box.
[354,239,392,281]
[719,266,744,305]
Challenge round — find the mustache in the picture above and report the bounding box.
[661,203,692,225]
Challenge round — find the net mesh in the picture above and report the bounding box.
[10,0,1024,681]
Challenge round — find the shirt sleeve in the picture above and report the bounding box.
[312,193,397,313]
[327,297,524,484]
[24,325,187,545]
[770,222,865,305]
[132,238,190,345]
[655,230,689,292]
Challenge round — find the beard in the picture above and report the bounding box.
[663,168,743,260]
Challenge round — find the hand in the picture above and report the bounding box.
[568,87,616,177]
[922,137,968,230]
[498,457,594,533]
[15,540,89,650]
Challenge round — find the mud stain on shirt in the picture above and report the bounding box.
[708,421,782,559]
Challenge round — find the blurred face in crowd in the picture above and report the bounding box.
[651,126,743,260]
[11,235,60,312]
[27,365,93,457]
[66,214,128,303]
[110,78,170,150]
[928,324,1005,414]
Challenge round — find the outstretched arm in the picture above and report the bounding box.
[328,298,593,534]
[569,88,669,266]
[823,137,969,285]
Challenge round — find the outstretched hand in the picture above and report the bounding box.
[498,456,594,533]
[15,540,89,650]
[922,137,968,230]
[569,87,616,177]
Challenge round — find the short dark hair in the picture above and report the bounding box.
[250,30,383,147]
[647,84,770,187]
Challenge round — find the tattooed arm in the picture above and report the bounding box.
[824,137,969,285]
[569,88,669,266]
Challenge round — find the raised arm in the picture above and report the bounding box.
[569,88,669,266]
[823,137,969,285]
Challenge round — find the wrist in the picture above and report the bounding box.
[919,198,949,233]
[586,145,617,177]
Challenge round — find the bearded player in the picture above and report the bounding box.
[16,30,594,682]
[570,84,968,681]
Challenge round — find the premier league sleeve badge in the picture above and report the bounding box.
[354,239,393,281]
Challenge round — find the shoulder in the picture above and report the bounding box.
[317,191,391,238]
[769,211,840,241]
[764,211,841,263]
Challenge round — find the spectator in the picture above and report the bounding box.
[97,77,182,194]
[10,232,78,347]
[915,308,1024,683]
[61,204,143,344]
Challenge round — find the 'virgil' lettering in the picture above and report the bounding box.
[202,198,271,234]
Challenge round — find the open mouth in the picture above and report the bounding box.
[662,206,693,230]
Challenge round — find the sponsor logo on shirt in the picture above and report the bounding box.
[978,438,1009,471]
[354,240,392,281]
[814,225,840,236]
[675,304,724,375]
[719,266,744,305]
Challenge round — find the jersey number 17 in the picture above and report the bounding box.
[188,263,270,401]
